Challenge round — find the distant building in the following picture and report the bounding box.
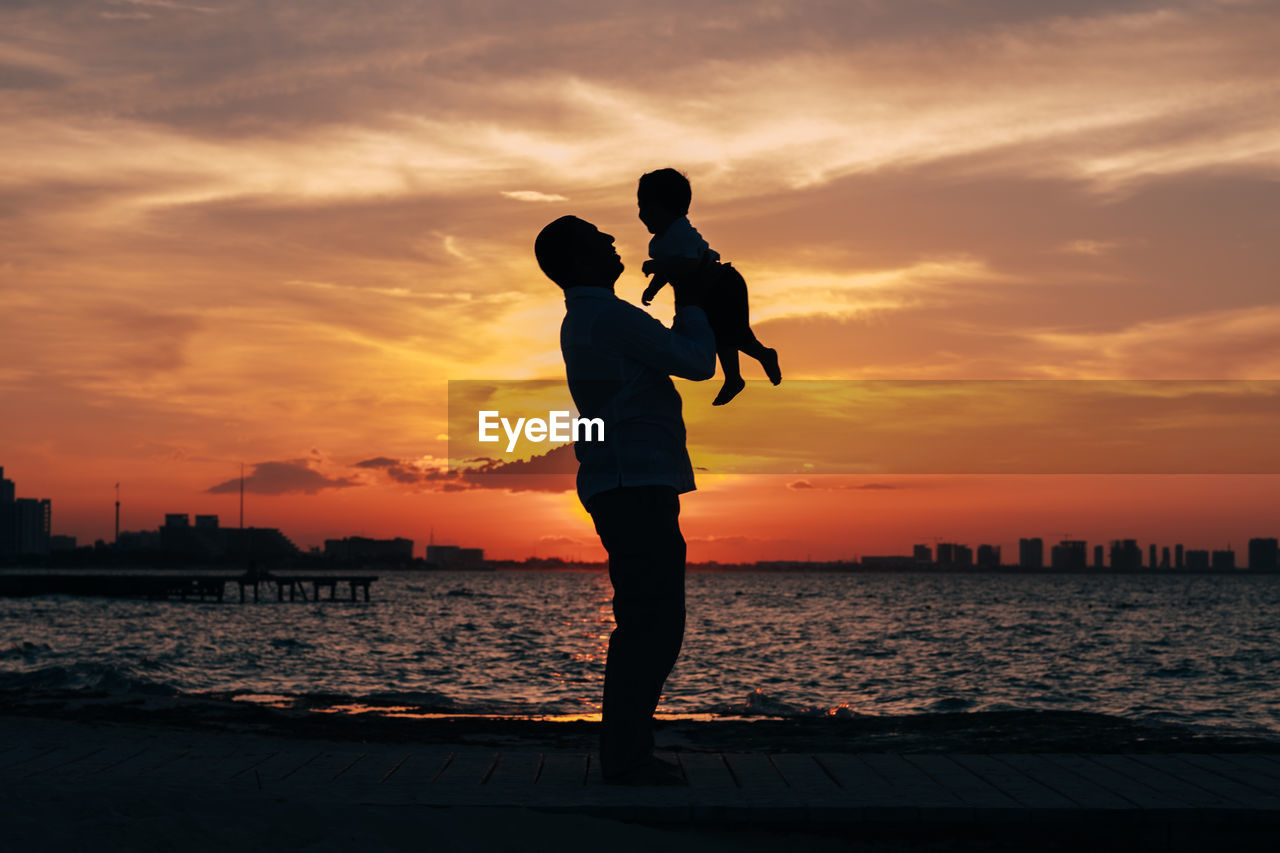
[935,543,955,567]
[1175,544,1184,570]
[1211,549,1235,571]
[1149,543,1157,569]
[1051,540,1087,571]
[1019,538,1043,570]
[912,544,932,564]
[13,498,51,557]
[1093,544,1104,568]
[1,467,52,558]
[426,544,485,568]
[1160,546,1171,570]
[49,534,77,552]
[1109,539,1142,572]
[128,514,301,561]
[954,545,973,568]
[976,544,1000,569]
[216,527,302,560]
[324,536,413,563]
[1185,550,1210,571]
[1248,538,1278,572]
[0,466,15,558]
[116,529,162,552]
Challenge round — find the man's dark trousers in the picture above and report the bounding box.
[587,484,686,779]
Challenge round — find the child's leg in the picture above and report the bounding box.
[739,328,768,359]
[712,343,745,406]
[721,265,781,386]
[704,267,747,406]
[739,328,781,385]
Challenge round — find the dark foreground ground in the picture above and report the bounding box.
[4,696,1280,852]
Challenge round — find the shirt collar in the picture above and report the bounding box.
[564,285,616,303]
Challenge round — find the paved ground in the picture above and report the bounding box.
[4,716,1280,851]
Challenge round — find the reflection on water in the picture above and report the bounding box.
[3,571,1279,730]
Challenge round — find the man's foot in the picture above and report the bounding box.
[761,348,782,385]
[604,757,687,787]
[712,375,745,406]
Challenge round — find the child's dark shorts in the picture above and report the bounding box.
[699,261,750,346]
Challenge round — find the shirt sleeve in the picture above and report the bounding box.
[604,301,717,380]
[649,218,712,261]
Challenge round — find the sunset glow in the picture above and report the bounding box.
[4,1,1279,561]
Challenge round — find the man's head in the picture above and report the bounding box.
[637,168,691,236]
[535,215,624,290]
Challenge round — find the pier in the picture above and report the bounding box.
[3,716,1280,851]
[0,569,378,602]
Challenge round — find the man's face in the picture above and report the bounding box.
[570,219,624,286]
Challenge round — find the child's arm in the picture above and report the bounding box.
[641,257,703,306]
[640,260,667,305]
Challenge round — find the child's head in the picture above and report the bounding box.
[637,168,691,235]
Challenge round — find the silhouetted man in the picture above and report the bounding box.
[535,215,715,785]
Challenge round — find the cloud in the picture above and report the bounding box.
[207,459,357,495]
[352,445,577,492]
[1024,304,1280,379]
[501,190,568,203]
[682,534,814,555]
[463,444,578,478]
[789,480,904,490]
[352,456,428,484]
[537,535,585,547]
[6,0,1280,550]
[1057,239,1124,256]
[353,456,398,468]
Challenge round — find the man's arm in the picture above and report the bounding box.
[606,300,716,380]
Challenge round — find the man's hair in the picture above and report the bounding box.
[638,168,691,215]
[534,215,582,287]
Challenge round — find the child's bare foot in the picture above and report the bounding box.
[712,375,745,406]
[761,348,781,385]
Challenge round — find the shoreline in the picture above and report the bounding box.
[5,690,1279,754]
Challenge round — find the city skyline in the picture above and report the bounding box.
[4,464,1275,566]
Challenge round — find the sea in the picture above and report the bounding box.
[3,571,1279,731]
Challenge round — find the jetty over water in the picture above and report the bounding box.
[0,569,377,602]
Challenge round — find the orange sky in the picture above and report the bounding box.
[3,1,1279,561]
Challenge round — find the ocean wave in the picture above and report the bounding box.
[716,688,862,719]
[268,637,315,651]
[0,641,54,662]
[0,662,178,696]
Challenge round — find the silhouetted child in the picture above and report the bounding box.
[638,168,781,406]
